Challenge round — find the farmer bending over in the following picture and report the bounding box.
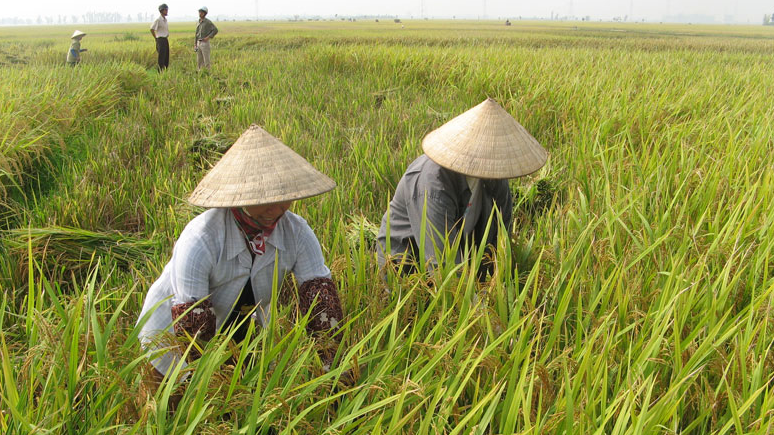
[377,98,548,277]
[137,125,343,392]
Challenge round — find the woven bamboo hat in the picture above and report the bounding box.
[188,125,336,207]
[422,98,548,179]
[71,30,86,39]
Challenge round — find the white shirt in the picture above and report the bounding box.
[150,15,169,38]
[137,208,330,374]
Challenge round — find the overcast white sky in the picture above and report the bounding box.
[1,0,772,24]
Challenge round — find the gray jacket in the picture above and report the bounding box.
[377,154,512,268]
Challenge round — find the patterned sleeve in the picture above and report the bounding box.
[171,299,217,341]
[298,277,343,369]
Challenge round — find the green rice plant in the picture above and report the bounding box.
[114,32,140,42]
[344,214,379,251]
[0,20,773,434]
[0,62,148,227]
[3,226,158,284]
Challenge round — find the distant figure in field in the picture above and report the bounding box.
[195,6,218,70]
[66,30,87,66]
[377,98,548,277]
[505,19,511,26]
[150,4,170,71]
[136,125,345,408]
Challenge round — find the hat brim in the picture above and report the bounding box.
[422,98,548,179]
[188,125,336,207]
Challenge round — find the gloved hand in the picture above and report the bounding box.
[298,277,344,370]
[171,299,216,360]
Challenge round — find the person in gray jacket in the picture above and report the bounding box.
[377,98,548,277]
[194,6,218,70]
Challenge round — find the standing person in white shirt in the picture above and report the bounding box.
[136,125,345,404]
[150,4,170,70]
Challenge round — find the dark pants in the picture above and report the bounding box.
[156,37,169,70]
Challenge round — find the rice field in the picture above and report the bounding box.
[1,19,774,434]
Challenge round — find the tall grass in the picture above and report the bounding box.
[0,62,151,226]
[1,20,773,433]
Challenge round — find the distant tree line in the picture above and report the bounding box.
[764,13,774,25]
[0,12,157,26]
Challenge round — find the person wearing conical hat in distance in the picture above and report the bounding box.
[150,4,170,71]
[66,30,87,66]
[194,6,218,70]
[136,125,344,405]
[377,98,548,277]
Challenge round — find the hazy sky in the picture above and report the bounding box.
[1,0,772,24]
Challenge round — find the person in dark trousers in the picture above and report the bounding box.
[150,4,170,70]
[377,98,548,278]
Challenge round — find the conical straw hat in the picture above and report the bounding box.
[189,125,336,207]
[71,30,86,39]
[422,98,548,179]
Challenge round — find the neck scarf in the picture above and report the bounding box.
[462,176,483,235]
[230,208,278,256]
